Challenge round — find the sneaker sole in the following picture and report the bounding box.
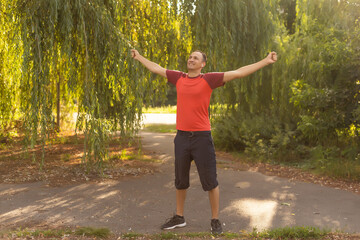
[162,222,186,230]
[211,228,223,234]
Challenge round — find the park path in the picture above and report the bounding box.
[142,113,176,125]
[1,121,360,234]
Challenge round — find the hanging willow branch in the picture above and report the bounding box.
[14,0,149,167]
[4,0,359,166]
[0,0,22,140]
[188,0,284,151]
[13,0,191,168]
[191,0,277,113]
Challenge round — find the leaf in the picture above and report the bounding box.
[281,202,291,206]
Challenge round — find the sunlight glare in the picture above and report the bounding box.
[223,198,278,230]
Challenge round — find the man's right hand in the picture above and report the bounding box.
[129,49,167,78]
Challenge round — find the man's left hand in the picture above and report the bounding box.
[266,52,277,64]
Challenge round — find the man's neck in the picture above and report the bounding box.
[188,70,202,78]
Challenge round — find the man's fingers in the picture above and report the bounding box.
[268,52,277,62]
[131,49,137,58]
[271,52,277,61]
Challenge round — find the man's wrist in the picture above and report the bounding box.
[261,58,270,66]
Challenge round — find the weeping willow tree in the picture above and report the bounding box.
[4,0,359,173]
[0,0,22,140]
[186,0,359,166]
[8,0,191,167]
[121,0,193,106]
[184,0,280,151]
[189,0,359,167]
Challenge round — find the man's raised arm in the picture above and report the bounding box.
[131,49,167,78]
[223,52,277,83]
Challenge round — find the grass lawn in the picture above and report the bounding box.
[2,226,359,240]
[143,105,177,114]
[142,123,177,133]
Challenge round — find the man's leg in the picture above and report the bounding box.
[209,186,222,234]
[190,132,222,234]
[174,131,191,216]
[161,188,187,230]
[208,186,219,219]
[176,189,187,216]
[161,131,189,230]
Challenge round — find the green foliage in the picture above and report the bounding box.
[74,227,111,238]
[1,228,354,240]
[122,232,145,239]
[192,0,277,114]
[191,0,293,159]
[303,146,360,180]
[278,0,297,34]
[285,0,360,171]
[1,0,192,168]
[15,0,154,166]
[182,232,212,238]
[0,0,22,139]
[1,0,360,178]
[3,227,73,238]
[250,226,329,239]
[1,227,110,239]
[153,232,179,240]
[288,3,360,145]
[209,0,360,181]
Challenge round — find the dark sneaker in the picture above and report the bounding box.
[211,219,223,234]
[161,215,186,230]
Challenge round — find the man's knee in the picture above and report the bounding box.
[175,179,190,190]
[201,180,218,191]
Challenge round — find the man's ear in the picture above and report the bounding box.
[202,63,205,67]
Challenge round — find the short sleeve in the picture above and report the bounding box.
[166,70,184,86]
[203,72,225,89]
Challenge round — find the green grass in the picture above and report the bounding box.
[1,227,111,239]
[75,227,111,238]
[296,146,360,181]
[143,123,177,133]
[250,226,330,239]
[301,159,360,182]
[228,145,360,183]
[109,148,162,163]
[182,232,212,238]
[153,232,180,240]
[1,228,64,238]
[122,232,145,239]
[0,226,352,240]
[120,227,338,240]
[144,105,177,114]
[181,232,249,239]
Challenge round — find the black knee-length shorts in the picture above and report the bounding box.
[174,130,218,191]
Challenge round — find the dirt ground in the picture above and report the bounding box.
[0,131,160,186]
[216,151,360,195]
[1,131,360,239]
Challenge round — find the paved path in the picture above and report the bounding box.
[1,131,360,234]
[142,113,176,125]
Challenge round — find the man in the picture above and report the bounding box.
[131,49,277,234]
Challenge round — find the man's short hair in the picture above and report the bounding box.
[194,50,207,63]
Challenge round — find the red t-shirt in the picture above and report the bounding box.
[166,70,224,131]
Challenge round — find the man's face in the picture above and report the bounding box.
[187,52,205,70]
